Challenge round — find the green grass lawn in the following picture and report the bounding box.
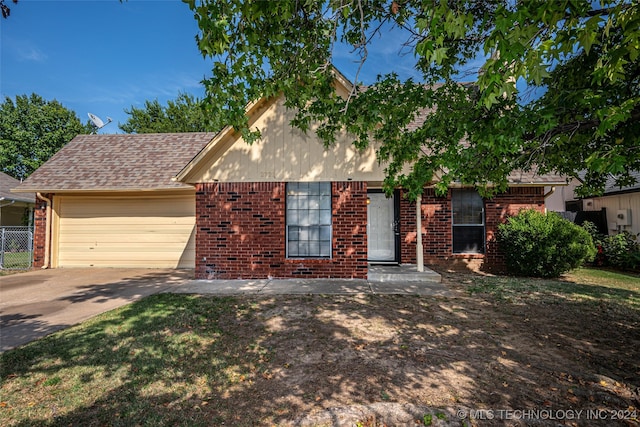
[1,251,32,270]
[466,267,640,309]
[1,295,250,426]
[567,267,640,291]
[1,267,638,426]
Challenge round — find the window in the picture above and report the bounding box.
[452,189,485,254]
[286,182,332,258]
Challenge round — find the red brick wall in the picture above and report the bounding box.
[399,187,546,272]
[32,194,52,269]
[400,188,452,264]
[484,187,546,271]
[195,181,368,279]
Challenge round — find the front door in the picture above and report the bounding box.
[367,190,400,263]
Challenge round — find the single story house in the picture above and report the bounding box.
[15,79,564,278]
[1,172,35,227]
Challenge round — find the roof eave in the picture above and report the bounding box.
[174,97,273,183]
[175,125,234,182]
[507,181,568,187]
[10,186,195,194]
[6,189,36,202]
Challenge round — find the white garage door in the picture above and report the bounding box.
[56,195,195,268]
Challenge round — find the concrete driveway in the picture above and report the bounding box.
[0,268,192,352]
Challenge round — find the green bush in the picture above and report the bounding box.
[582,221,640,270]
[497,210,596,278]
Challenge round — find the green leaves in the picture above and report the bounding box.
[0,94,92,180]
[497,210,596,278]
[119,92,220,134]
[185,0,640,199]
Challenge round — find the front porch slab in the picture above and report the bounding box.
[367,264,442,283]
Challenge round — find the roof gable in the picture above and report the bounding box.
[176,70,356,183]
[176,95,384,184]
[15,133,215,192]
[176,76,563,187]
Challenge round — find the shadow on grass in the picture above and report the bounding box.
[1,284,639,426]
[0,269,192,351]
[466,272,640,310]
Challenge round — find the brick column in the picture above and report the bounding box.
[32,194,52,269]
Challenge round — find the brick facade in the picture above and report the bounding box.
[195,181,368,279]
[32,184,544,276]
[400,188,452,264]
[399,187,545,272]
[32,194,51,269]
[484,187,546,272]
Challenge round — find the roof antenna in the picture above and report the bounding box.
[88,112,113,134]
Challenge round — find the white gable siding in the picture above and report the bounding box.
[184,97,386,183]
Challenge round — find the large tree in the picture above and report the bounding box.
[185,0,640,198]
[0,94,91,180]
[119,92,219,134]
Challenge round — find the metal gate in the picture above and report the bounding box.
[0,226,34,269]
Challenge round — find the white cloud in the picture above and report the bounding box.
[5,38,48,62]
[19,47,47,62]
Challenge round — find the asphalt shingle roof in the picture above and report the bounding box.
[15,133,215,192]
[602,171,640,195]
[1,172,35,203]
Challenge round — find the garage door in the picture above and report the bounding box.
[55,195,195,268]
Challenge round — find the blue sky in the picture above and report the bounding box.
[1,1,213,133]
[0,1,461,135]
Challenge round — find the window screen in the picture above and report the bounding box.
[286,182,332,258]
[452,189,485,254]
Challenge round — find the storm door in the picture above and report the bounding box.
[367,190,400,263]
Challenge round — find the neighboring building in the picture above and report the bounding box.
[545,173,640,236]
[15,77,564,277]
[1,172,35,226]
[582,172,640,235]
[580,173,640,236]
[544,178,581,213]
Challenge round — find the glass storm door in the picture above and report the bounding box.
[367,191,399,262]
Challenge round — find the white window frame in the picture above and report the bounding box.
[286,182,332,258]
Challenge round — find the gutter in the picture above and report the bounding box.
[0,198,16,208]
[36,193,52,269]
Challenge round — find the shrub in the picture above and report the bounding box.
[582,221,640,270]
[497,210,596,278]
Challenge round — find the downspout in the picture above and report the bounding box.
[543,186,556,214]
[36,193,51,269]
[544,186,556,199]
[416,194,424,272]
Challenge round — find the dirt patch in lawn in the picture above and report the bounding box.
[2,271,639,426]
[222,272,640,426]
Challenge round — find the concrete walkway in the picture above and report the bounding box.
[171,264,451,297]
[170,278,452,297]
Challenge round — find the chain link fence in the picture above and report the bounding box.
[0,226,34,269]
